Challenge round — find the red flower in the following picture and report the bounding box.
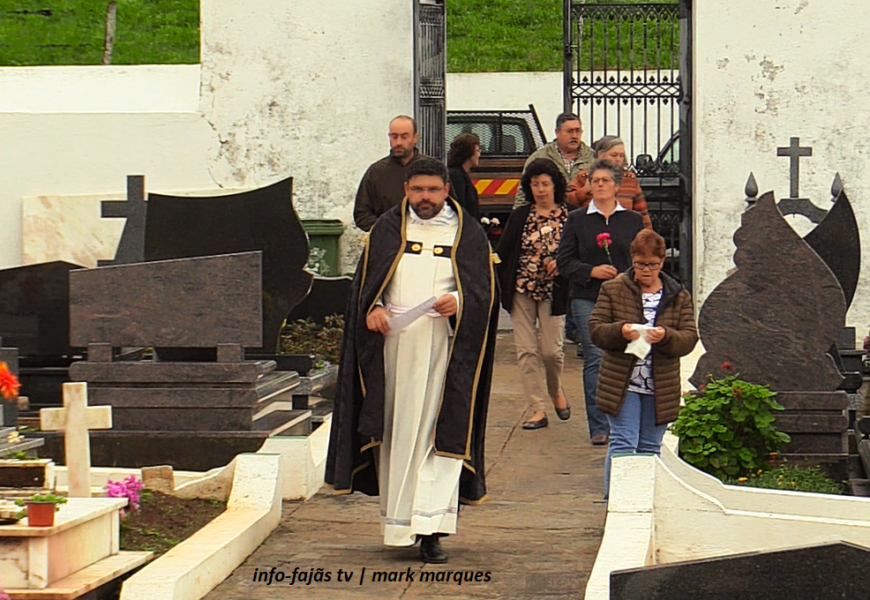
[596,232,612,248]
[699,384,706,390]
[0,362,20,401]
[721,361,734,372]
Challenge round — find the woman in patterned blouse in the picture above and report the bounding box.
[496,158,571,430]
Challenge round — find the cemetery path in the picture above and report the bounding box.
[204,333,606,600]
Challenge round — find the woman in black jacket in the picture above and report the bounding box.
[496,158,570,430]
[556,159,645,446]
[447,133,481,219]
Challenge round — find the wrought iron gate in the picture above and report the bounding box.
[563,0,692,289]
[414,0,446,161]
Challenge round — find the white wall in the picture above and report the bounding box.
[585,449,870,600]
[693,0,870,329]
[0,0,414,273]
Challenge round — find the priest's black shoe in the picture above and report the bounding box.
[419,535,448,564]
[522,416,549,430]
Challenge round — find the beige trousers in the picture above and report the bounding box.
[510,292,565,413]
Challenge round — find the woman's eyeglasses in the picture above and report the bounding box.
[633,261,662,271]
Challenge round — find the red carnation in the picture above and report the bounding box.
[0,362,20,401]
[721,361,734,372]
[596,233,614,265]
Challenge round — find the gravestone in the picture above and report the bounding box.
[285,275,353,327]
[0,261,84,411]
[98,174,147,266]
[610,542,870,600]
[691,193,850,463]
[44,251,306,471]
[40,382,112,497]
[143,177,313,356]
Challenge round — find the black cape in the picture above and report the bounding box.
[325,197,499,504]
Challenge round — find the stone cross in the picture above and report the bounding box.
[777,137,812,198]
[40,383,112,498]
[99,175,147,265]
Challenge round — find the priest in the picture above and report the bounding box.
[326,157,499,563]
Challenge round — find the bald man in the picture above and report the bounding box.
[353,116,429,231]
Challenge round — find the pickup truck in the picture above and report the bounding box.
[446,105,546,238]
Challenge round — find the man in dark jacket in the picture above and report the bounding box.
[353,116,428,231]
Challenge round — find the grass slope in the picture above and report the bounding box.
[0,0,674,71]
[0,0,199,66]
[446,0,563,72]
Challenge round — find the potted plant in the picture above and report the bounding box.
[15,493,67,527]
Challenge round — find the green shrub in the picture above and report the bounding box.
[672,363,790,480]
[730,464,846,495]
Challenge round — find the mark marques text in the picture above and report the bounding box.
[253,566,493,586]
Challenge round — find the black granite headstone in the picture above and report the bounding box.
[0,261,82,357]
[803,191,861,308]
[143,177,313,354]
[691,193,846,392]
[285,276,352,326]
[611,542,870,600]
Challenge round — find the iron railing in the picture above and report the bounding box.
[414,0,446,161]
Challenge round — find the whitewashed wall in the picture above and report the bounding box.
[0,0,414,272]
[694,0,870,330]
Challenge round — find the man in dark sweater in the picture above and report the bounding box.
[353,116,428,231]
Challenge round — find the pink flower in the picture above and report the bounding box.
[106,476,143,513]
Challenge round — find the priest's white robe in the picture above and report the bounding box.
[378,205,464,547]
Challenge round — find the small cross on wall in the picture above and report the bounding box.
[777,137,812,199]
[40,383,112,498]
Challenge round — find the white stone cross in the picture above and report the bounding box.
[40,382,112,498]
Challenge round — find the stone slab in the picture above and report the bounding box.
[782,433,848,455]
[69,360,275,383]
[97,407,288,432]
[610,542,870,600]
[0,459,53,488]
[691,194,846,391]
[775,391,850,411]
[38,432,271,471]
[69,252,263,348]
[6,551,151,600]
[144,178,312,354]
[119,454,282,600]
[775,414,849,433]
[0,498,125,590]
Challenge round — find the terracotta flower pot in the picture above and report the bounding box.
[26,502,55,527]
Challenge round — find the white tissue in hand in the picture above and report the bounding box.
[625,324,654,359]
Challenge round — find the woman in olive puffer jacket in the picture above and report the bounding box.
[589,229,698,499]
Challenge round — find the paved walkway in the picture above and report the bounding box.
[205,333,606,600]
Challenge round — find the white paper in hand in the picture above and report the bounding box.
[625,324,654,359]
[387,296,438,332]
